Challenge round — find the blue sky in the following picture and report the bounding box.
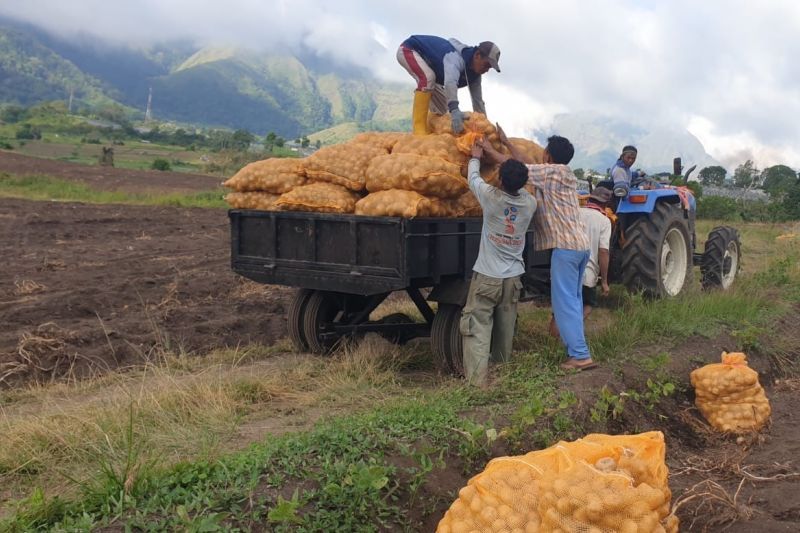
[3,0,799,169]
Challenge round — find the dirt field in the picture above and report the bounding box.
[0,197,290,384]
[0,150,222,193]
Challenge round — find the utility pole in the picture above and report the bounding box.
[144,87,153,122]
[68,87,74,113]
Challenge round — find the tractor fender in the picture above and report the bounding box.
[616,189,696,214]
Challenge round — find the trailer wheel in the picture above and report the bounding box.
[430,304,464,376]
[287,289,313,351]
[302,290,345,354]
[701,226,741,290]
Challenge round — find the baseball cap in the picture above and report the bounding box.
[477,41,501,72]
[589,187,613,204]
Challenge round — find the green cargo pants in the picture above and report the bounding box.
[460,272,523,386]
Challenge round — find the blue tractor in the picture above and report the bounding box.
[600,157,741,297]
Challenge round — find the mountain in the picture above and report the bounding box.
[539,111,721,175]
[0,18,411,137]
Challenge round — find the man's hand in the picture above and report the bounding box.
[451,109,465,134]
[495,123,510,146]
[471,139,484,159]
[601,280,610,297]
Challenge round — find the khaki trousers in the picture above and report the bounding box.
[460,272,523,386]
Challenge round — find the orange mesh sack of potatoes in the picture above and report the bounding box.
[690,351,771,433]
[428,112,503,152]
[392,133,467,168]
[303,143,388,191]
[436,431,677,533]
[224,192,281,210]
[223,158,306,193]
[366,153,468,199]
[509,137,545,164]
[274,182,360,214]
[355,189,450,218]
[350,131,406,152]
[445,191,482,217]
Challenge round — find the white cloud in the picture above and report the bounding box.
[2,0,800,167]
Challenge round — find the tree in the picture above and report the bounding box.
[275,136,285,148]
[315,140,322,149]
[733,160,759,189]
[231,129,255,151]
[151,158,171,171]
[698,165,727,186]
[15,124,42,140]
[573,168,585,179]
[760,165,798,196]
[301,136,310,148]
[264,132,277,152]
[0,105,26,124]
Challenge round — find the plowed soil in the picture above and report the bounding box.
[0,197,289,384]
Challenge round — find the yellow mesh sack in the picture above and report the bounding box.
[224,192,281,210]
[223,158,306,193]
[355,190,449,218]
[351,131,406,152]
[436,432,677,533]
[509,138,545,164]
[428,112,503,152]
[304,143,388,191]
[445,191,482,217]
[391,133,467,167]
[690,351,771,433]
[365,153,468,199]
[274,182,360,214]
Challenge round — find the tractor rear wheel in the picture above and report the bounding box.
[430,304,464,376]
[701,226,741,290]
[621,201,692,298]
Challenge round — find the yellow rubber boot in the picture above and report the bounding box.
[412,90,431,135]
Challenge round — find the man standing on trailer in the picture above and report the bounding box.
[397,35,501,135]
[460,140,536,388]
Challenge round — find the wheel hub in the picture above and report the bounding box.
[661,228,688,296]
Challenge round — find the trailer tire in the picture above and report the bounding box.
[302,290,344,354]
[701,226,741,290]
[287,289,313,351]
[431,303,464,376]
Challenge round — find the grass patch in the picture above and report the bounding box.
[0,173,227,208]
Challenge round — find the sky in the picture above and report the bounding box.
[2,0,799,170]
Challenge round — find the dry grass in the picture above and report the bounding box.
[0,333,434,514]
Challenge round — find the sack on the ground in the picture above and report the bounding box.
[690,351,771,433]
[304,143,388,191]
[275,182,360,214]
[437,431,677,533]
[350,131,406,152]
[391,133,468,169]
[355,189,449,218]
[224,192,281,210]
[366,153,468,199]
[223,158,306,193]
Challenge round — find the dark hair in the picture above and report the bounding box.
[546,135,574,165]
[499,159,528,193]
[621,145,638,156]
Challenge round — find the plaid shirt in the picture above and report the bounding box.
[526,164,589,251]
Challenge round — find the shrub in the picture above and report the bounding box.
[15,124,42,140]
[151,159,172,171]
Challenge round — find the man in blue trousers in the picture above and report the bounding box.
[480,128,596,371]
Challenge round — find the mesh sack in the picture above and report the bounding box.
[509,137,545,164]
[365,153,468,199]
[355,189,450,218]
[445,191,482,217]
[391,133,467,168]
[224,192,281,210]
[223,158,306,193]
[275,182,360,214]
[351,131,406,152]
[304,143,388,191]
[690,352,771,433]
[437,431,677,533]
[428,112,503,152]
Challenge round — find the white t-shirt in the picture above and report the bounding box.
[468,159,537,279]
[580,207,612,287]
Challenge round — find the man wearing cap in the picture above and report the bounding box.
[608,145,646,197]
[549,186,612,340]
[397,36,501,135]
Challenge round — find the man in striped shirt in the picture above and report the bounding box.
[481,129,596,371]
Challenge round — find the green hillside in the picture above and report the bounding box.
[0,21,412,138]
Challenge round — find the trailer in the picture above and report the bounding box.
[229,210,546,374]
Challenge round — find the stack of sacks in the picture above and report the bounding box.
[223,117,544,218]
[690,351,771,433]
[437,432,678,533]
[223,158,306,210]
